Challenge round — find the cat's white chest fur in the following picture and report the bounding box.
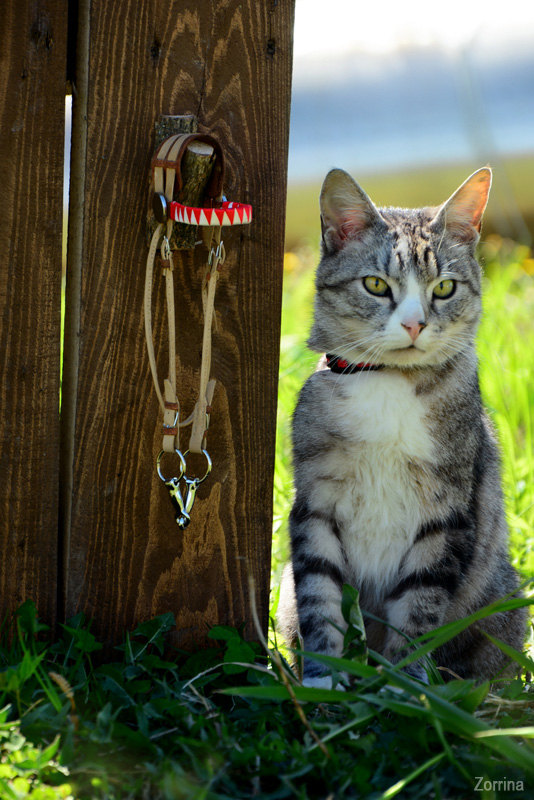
[318,371,435,592]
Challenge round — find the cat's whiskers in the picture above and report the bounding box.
[337,331,396,362]
[324,339,387,411]
[336,337,386,366]
[333,328,481,370]
[437,334,472,356]
[333,332,383,352]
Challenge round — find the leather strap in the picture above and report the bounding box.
[146,134,227,456]
[146,132,255,522]
[144,223,165,413]
[189,227,224,453]
[152,133,225,203]
[147,133,185,452]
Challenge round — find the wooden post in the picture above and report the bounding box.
[0,1,68,622]
[62,1,295,646]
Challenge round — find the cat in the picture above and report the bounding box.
[277,167,527,688]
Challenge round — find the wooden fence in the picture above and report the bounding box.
[0,0,295,648]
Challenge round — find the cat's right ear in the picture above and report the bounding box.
[320,169,385,253]
[430,167,492,242]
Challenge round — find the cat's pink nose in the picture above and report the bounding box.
[402,321,426,342]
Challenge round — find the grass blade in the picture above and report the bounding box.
[379,752,446,799]
[396,595,534,670]
[481,630,534,673]
[379,665,534,774]
[220,684,347,703]
[294,650,379,679]
[473,727,534,739]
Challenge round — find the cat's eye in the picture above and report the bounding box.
[363,276,389,296]
[433,279,456,299]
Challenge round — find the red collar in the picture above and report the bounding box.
[325,354,383,374]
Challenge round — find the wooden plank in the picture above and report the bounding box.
[0,1,67,621]
[65,0,295,645]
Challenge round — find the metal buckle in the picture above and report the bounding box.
[208,240,226,267]
[160,235,172,264]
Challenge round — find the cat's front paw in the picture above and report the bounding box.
[402,663,429,684]
[302,675,346,691]
[381,663,429,694]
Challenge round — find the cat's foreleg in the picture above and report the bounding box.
[382,585,450,682]
[382,536,465,682]
[290,501,347,687]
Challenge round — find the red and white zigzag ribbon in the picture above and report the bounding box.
[170,200,252,227]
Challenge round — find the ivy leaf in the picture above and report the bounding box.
[223,641,257,674]
[208,626,241,643]
[16,600,49,638]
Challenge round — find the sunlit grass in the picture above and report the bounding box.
[478,237,534,579]
[272,249,317,603]
[2,597,534,799]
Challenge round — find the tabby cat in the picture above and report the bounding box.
[278,167,527,687]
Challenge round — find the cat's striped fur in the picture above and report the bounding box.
[278,168,527,686]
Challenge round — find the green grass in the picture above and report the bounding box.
[2,199,534,797]
[1,591,534,799]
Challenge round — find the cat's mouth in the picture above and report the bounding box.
[390,344,425,353]
[382,344,428,366]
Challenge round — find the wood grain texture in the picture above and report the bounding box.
[65,0,295,646]
[0,1,67,621]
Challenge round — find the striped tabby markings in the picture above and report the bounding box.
[389,510,476,600]
[290,504,346,669]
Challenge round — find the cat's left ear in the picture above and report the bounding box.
[320,168,386,253]
[431,167,492,242]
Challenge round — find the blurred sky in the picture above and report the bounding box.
[289,0,534,190]
[293,0,534,67]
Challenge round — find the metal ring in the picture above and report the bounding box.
[156,449,186,483]
[181,449,212,484]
